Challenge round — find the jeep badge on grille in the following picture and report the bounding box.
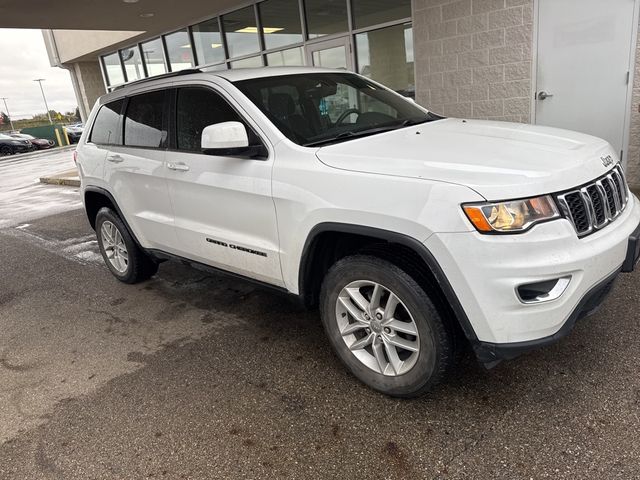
[601,154,614,167]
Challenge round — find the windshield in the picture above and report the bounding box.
[234,73,441,147]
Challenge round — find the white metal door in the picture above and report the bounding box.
[535,0,636,157]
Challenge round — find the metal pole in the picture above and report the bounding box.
[0,97,15,130]
[33,79,53,124]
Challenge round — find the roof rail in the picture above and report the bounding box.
[112,68,203,91]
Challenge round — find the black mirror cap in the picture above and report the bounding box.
[202,144,268,160]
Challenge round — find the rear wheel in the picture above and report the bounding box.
[95,208,158,284]
[0,146,12,156]
[320,255,454,397]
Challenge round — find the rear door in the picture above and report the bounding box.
[105,89,178,250]
[163,83,283,286]
[80,100,123,184]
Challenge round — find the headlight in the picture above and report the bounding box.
[462,195,560,233]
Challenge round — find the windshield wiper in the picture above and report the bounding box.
[303,126,400,147]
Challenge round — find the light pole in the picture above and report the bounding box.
[0,97,15,130]
[33,78,53,124]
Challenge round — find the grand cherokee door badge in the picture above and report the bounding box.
[206,237,267,257]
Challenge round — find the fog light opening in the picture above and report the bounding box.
[517,276,572,304]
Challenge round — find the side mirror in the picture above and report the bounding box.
[202,121,249,151]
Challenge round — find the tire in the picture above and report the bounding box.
[320,255,454,398]
[0,145,13,156]
[95,207,158,284]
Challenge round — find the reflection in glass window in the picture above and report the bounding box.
[103,53,124,86]
[259,0,303,50]
[356,23,415,97]
[124,91,166,148]
[351,0,411,29]
[164,30,195,71]
[141,38,167,76]
[120,47,144,81]
[266,47,305,66]
[312,45,347,69]
[192,18,225,66]
[90,100,123,145]
[223,6,260,58]
[305,0,348,39]
[230,56,263,68]
[176,88,242,151]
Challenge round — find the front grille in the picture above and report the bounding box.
[556,164,629,237]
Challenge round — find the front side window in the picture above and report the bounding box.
[176,87,251,152]
[90,99,124,145]
[235,73,437,146]
[124,91,166,148]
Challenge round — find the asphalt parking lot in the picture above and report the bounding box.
[1,152,640,479]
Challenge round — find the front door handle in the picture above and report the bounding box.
[107,154,123,163]
[167,162,190,172]
[537,91,554,101]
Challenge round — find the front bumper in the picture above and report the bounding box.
[426,193,640,361]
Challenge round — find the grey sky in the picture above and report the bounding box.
[0,29,77,119]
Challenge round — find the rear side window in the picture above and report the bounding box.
[176,87,249,152]
[124,91,166,148]
[90,100,123,145]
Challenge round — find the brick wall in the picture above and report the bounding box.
[627,18,640,189]
[412,0,533,122]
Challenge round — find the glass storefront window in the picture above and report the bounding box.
[103,52,124,86]
[356,23,414,97]
[266,47,305,66]
[141,38,167,76]
[192,18,225,66]
[259,0,303,50]
[164,30,195,71]
[351,0,411,30]
[230,55,264,68]
[120,46,144,81]
[305,0,348,39]
[223,6,261,58]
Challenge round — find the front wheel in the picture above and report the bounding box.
[95,207,158,284]
[320,255,454,397]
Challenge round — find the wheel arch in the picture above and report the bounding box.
[298,222,478,343]
[83,186,144,249]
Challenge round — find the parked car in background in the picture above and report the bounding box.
[0,133,32,156]
[65,124,84,143]
[9,133,54,150]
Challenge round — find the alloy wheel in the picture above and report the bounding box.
[100,220,129,273]
[335,280,420,376]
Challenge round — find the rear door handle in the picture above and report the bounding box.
[107,154,123,163]
[167,162,190,172]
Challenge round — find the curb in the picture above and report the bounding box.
[39,176,80,187]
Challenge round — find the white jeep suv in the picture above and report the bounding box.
[76,67,640,397]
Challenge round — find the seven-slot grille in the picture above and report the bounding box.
[556,164,629,237]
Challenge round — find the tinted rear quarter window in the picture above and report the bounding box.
[124,91,166,148]
[90,100,123,145]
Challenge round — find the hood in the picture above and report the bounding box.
[315,118,617,200]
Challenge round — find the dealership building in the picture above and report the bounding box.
[20,0,639,186]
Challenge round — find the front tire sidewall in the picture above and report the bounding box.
[320,257,446,397]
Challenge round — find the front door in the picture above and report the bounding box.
[164,84,283,287]
[534,0,636,158]
[306,37,354,70]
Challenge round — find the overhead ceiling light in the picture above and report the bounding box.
[139,12,154,18]
[180,44,191,49]
[235,26,283,34]
[123,0,139,3]
[210,43,222,49]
